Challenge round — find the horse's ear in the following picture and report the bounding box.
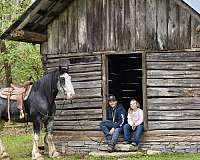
[58,65,69,74]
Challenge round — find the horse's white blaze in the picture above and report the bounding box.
[59,73,75,99]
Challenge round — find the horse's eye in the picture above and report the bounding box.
[60,77,65,85]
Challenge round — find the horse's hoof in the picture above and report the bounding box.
[32,157,44,160]
[52,151,61,158]
[32,152,44,160]
[1,152,10,160]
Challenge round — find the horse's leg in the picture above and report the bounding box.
[32,117,43,160]
[0,116,10,160]
[0,139,10,160]
[44,117,60,158]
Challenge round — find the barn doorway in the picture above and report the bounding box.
[107,53,143,111]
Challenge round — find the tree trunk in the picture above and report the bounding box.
[0,40,12,87]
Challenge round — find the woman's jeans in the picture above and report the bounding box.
[123,123,144,145]
[100,120,123,145]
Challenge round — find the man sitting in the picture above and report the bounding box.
[100,95,126,152]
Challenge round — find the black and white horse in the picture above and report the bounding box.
[0,67,75,160]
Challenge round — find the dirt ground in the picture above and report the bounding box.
[0,122,33,136]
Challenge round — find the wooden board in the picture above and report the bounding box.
[115,0,125,50]
[106,0,115,50]
[147,70,200,79]
[157,0,167,50]
[191,16,200,48]
[55,97,102,110]
[135,0,145,50]
[124,0,135,50]
[53,120,101,130]
[95,0,103,51]
[148,110,200,120]
[68,0,78,52]
[78,0,87,52]
[147,62,200,70]
[146,0,157,50]
[148,120,200,130]
[147,79,200,87]
[148,97,200,112]
[179,6,191,49]
[167,0,180,50]
[58,10,68,53]
[147,52,200,62]
[147,87,200,97]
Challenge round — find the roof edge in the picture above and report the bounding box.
[0,0,42,41]
[176,0,200,22]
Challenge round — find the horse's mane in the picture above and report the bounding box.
[31,69,59,98]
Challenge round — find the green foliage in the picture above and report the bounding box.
[8,42,43,83]
[0,0,31,34]
[0,0,44,85]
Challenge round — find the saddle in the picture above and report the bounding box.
[0,81,33,121]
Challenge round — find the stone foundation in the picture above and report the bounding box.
[54,130,200,154]
[55,141,99,154]
[140,142,200,153]
[55,140,200,154]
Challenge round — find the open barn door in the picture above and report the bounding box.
[107,53,143,111]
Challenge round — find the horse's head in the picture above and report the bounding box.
[57,66,75,99]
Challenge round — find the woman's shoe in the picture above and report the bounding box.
[122,141,131,144]
[131,142,137,146]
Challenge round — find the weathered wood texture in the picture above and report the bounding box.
[147,51,200,130]
[53,129,200,142]
[43,0,200,137]
[142,130,200,142]
[45,55,103,131]
[191,17,200,48]
[47,0,200,55]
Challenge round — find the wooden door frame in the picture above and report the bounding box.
[142,52,148,131]
[101,52,148,130]
[102,54,108,120]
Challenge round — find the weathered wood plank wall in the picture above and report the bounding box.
[147,51,200,130]
[45,55,102,133]
[43,0,200,135]
[47,0,199,55]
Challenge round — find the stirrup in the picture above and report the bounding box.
[20,110,24,119]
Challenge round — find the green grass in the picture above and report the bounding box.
[2,133,200,160]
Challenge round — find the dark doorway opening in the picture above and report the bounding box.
[108,53,143,111]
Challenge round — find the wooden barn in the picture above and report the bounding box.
[1,0,200,153]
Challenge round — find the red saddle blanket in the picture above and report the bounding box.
[0,85,32,110]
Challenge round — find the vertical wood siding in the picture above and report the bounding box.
[191,17,200,48]
[48,0,200,54]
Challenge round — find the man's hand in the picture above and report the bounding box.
[109,128,115,135]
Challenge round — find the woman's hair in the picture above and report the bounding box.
[128,99,140,113]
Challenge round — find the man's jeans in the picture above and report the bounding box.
[100,120,123,145]
[123,123,144,145]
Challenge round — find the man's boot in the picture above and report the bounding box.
[107,141,115,152]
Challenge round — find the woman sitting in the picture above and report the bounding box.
[123,99,144,146]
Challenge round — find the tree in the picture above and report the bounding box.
[0,0,43,86]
